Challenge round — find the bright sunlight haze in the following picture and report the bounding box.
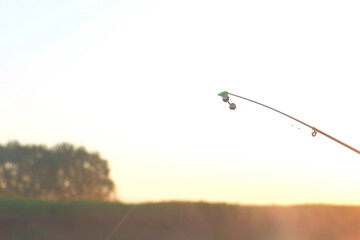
[1,0,360,205]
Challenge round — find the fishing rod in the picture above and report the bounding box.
[218,91,360,155]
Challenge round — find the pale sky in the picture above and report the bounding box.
[1,0,360,205]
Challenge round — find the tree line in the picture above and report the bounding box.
[0,141,115,201]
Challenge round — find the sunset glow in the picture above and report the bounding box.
[1,0,360,205]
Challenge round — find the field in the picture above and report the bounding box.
[2,198,360,240]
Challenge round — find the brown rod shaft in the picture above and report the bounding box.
[228,92,360,155]
[313,127,360,154]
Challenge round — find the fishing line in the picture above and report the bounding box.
[218,91,360,155]
[103,204,137,240]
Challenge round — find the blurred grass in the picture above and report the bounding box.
[0,197,124,215]
[2,198,360,240]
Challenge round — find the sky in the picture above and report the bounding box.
[1,0,360,205]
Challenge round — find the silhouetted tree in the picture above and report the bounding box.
[0,141,115,201]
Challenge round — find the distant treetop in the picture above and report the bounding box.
[0,141,115,201]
